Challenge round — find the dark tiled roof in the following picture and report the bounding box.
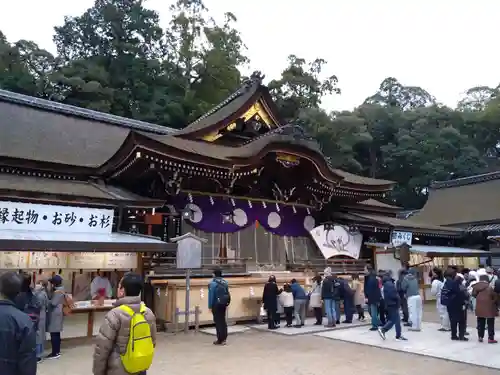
[0,100,130,168]
[0,89,173,134]
[143,131,394,188]
[0,173,159,204]
[431,171,500,189]
[173,72,266,136]
[412,177,500,226]
[351,213,463,235]
[332,170,393,186]
[359,199,401,209]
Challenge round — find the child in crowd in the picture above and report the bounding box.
[279,283,294,327]
[352,274,365,321]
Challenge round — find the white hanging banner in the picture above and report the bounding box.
[0,201,114,234]
[309,224,362,259]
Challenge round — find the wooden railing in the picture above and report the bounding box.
[142,255,252,277]
[288,258,369,275]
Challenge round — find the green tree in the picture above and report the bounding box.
[0,32,57,97]
[365,77,435,110]
[52,0,174,122]
[165,0,248,121]
[268,55,340,122]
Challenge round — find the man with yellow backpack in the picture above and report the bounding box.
[93,273,156,375]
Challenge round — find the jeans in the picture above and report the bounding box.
[400,295,409,322]
[343,298,354,322]
[36,343,44,358]
[335,300,341,322]
[382,307,402,338]
[408,295,423,330]
[368,303,379,328]
[324,299,336,324]
[50,332,61,355]
[448,306,466,339]
[294,299,307,325]
[212,304,228,343]
[477,317,495,340]
[378,302,387,325]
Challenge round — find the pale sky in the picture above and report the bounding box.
[1,0,499,111]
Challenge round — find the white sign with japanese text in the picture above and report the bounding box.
[391,231,413,247]
[0,201,114,234]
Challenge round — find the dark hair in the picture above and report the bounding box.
[213,268,222,278]
[0,272,22,301]
[20,273,32,293]
[478,264,485,269]
[351,274,359,280]
[283,283,292,292]
[290,278,297,284]
[462,268,470,274]
[433,268,444,281]
[120,273,144,297]
[313,275,322,283]
[268,275,276,283]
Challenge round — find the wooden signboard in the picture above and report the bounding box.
[0,252,29,269]
[28,252,68,269]
[103,252,138,270]
[67,252,105,269]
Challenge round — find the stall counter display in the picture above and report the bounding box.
[0,251,138,270]
[63,300,116,339]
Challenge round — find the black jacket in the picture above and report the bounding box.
[364,272,382,304]
[382,276,400,309]
[321,276,341,300]
[0,299,37,375]
[262,282,280,310]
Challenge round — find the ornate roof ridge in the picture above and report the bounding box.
[431,170,500,189]
[0,89,174,135]
[176,71,265,134]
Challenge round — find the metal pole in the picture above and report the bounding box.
[194,305,200,333]
[184,268,191,333]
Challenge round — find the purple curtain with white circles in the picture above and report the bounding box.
[173,194,316,237]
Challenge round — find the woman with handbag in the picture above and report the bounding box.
[309,275,323,325]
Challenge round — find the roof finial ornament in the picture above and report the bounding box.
[250,71,265,82]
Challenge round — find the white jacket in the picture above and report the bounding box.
[309,284,322,308]
[279,291,294,307]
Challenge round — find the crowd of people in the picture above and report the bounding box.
[261,268,366,330]
[0,271,157,375]
[259,264,500,344]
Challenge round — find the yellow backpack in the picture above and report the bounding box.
[119,303,154,374]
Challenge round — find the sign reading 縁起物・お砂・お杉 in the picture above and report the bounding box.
[0,201,114,234]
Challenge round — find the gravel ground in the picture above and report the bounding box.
[38,303,495,375]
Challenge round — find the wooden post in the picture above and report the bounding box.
[87,310,95,337]
[194,305,200,333]
[174,307,180,334]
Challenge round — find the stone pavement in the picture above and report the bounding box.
[37,305,497,375]
[316,321,500,369]
[248,316,369,335]
[38,326,498,375]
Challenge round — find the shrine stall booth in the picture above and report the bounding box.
[366,241,486,301]
[0,200,168,339]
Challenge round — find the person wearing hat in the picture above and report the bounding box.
[46,275,66,359]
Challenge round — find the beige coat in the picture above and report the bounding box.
[92,296,157,375]
[352,279,364,306]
